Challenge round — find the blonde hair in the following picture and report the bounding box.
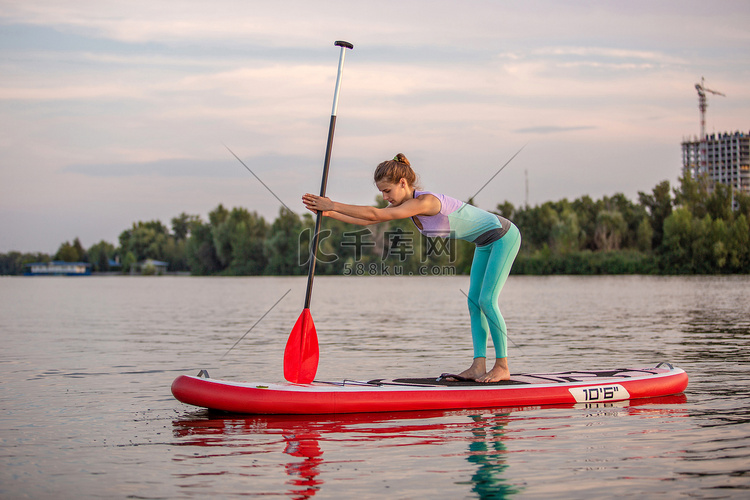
[373,153,419,188]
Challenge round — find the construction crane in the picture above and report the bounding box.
[695,77,725,176]
[695,77,725,141]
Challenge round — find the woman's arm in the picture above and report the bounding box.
[302,193,439,223]
[312,209,379,226]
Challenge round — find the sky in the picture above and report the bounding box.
[1,0,749,253]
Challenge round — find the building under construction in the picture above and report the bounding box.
[681,131,750,195]
[681,77,750,197]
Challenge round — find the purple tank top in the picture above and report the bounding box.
[412,190,510,244]
[412,190,463,238]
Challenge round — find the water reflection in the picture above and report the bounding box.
[172,397,687,498]
[465,413,517,499]
[283,428,323,498]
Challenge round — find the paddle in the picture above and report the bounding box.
[284,40,354,384]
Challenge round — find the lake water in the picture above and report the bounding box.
[1,275,749,498]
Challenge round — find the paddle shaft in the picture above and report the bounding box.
[304,41,353,309]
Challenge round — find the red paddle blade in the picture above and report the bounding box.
[283,308,319,384]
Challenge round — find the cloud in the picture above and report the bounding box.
[514,125,597,135]
[62,154,316,178]
[532,46,683,66]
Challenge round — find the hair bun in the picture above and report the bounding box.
[393,153,410,167]
[374,153,417,187]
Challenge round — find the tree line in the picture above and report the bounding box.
[2,173,749,276]
[508,173,750,274]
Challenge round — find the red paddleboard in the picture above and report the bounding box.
[171,363,688,415]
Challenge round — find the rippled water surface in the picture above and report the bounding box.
[1,275,749,498]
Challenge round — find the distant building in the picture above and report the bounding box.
[25,261,92,276]
[682,131,750,196]
[132,259,169,275]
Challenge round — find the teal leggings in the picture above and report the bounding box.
[467,224,521,359]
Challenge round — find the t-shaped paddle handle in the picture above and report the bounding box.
[330,41,353,118]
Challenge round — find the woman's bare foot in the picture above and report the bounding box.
[476,358,510,383]
[449,357,487,381]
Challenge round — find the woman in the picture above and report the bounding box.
[302,153,521,382]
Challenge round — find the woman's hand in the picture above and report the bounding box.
[302,193,334,214]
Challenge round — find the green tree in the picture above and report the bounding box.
[209,204,229,227]
[171,213,201,241]
[121,251,137,273]
[660,207,693,273]
[636,217,653,253]
[571,195,599,250]
[674,172,709,219]
[0,252,50,275]
[705,182,733,221]
[691,215,715,273]
[550,202,581,253]
[87,240,116,272]
[55,237,86,262]
[735,191,750,221]
[185,219,223,275]
[513,202,560,252]
[495,201,515,219]
[638,180,673,251]
[711,218,729,271]
[0,252,23,275]
[162,237,189,272]
[728,214,750,272]
[605,193,648,249]
[594,210,627,251]
[265,207,306,275]
[211,207,269,275]
[119,221,170,262]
